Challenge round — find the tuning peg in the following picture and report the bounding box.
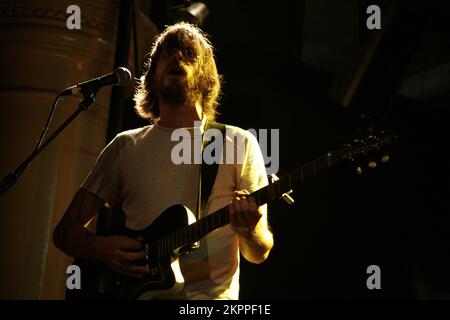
[368,161,377,169]
[381,155,390,163]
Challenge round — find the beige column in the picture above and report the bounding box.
[0,0,119,299]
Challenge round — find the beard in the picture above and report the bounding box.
[156,74,200,107]
[161,79,188,104]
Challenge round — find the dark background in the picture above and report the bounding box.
[123,0,450,299]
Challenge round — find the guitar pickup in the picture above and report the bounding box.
[269,174,295,205]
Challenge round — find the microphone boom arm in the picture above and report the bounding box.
[0,87,99,196]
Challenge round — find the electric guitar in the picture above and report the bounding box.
[67,130,396,300]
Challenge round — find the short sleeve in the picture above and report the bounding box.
[234,129,270,231]
[81,135,124,206]
[236,130,269,199]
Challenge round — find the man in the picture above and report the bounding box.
[53,22,273,300]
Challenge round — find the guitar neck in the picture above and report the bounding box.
[252,150,346,206]
[155,149,349,258]
[155,206,230,258]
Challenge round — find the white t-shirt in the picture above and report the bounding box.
[81,120,268,299]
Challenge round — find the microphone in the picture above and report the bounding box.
[60,67,132,96]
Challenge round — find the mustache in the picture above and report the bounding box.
[167,61,187,73]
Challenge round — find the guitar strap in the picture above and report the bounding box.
[96,120,226,236]
[197,120,226,219]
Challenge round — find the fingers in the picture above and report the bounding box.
[113,235,143,250]
[233,195,250,214]
[229,190,262,231]
[110,260,150,278]
[117,250,147,262]
[234,190,249,197]
[110,236,147,262]
[229,203,250,229]
[101,235,150,278]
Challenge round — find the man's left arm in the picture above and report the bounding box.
[229,191,274,264]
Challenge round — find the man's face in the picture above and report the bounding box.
[151,34,202,105]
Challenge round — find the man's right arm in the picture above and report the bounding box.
[53,188,149,278]
[53,188,104,258]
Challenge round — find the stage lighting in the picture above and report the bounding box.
[172,2,209,27]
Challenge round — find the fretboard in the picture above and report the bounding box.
[154,149,349,258]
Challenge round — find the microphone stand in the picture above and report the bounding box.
[0,88,99,196]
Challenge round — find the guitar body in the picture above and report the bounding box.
[66,204,197,300]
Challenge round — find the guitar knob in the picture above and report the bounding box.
[368,161,377,169]
[356,166,363,174]
[381,155,390,163]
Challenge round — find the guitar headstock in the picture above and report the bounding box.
[340,130,398,174]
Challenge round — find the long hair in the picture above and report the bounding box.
[134,22,222,122]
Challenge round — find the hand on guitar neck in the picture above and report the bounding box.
[229,190,262,232]
[229,190,274,264]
